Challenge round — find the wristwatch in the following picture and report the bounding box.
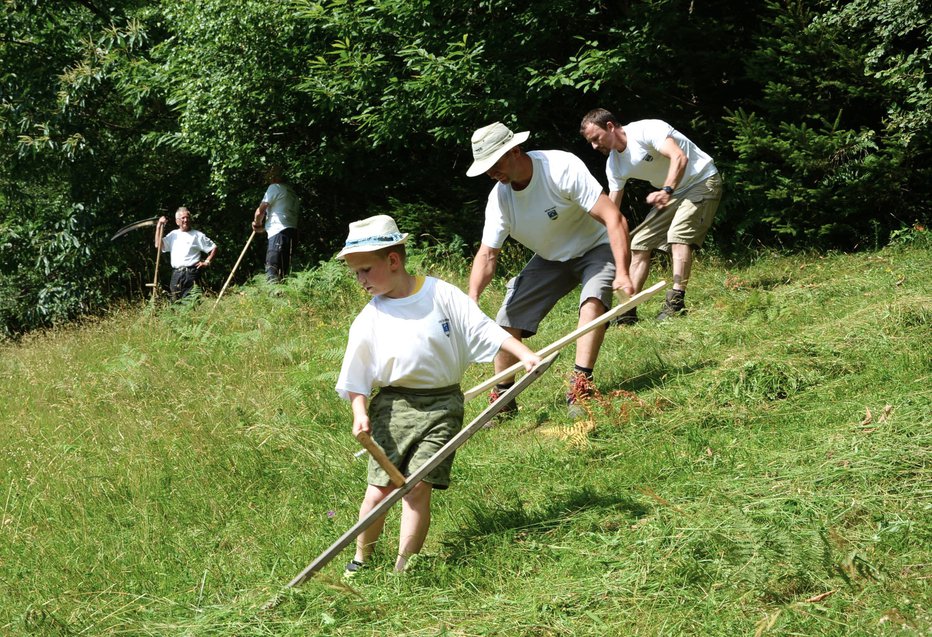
[661,186,674,195]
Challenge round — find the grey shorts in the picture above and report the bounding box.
[367,385,464,490]
[496,243,615,337]
[631,173,723,252]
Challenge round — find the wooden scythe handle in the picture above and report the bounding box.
[463,280,667,401]
[150,223,164,303]
[355,431,406,487]
[212,230,256,310]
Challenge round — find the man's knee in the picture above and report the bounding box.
[631,249,652,265]
[502,326,524,340]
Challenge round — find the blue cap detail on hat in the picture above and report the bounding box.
[343,232,405,249]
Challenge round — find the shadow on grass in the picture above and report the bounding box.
[441,486,649,565]
[612,358,715,394]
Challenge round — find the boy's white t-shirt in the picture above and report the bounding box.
[161,229,216,268]
[335,277,510,400]
[606,119,718,193]
[480,150,607,262]
[262,182,300,238]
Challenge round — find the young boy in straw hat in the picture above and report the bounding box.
[335,214,541,575]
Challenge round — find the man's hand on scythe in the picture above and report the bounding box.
[252,203,268,233]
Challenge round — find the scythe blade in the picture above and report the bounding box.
[110,216,159,241]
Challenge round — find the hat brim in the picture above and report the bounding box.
[466,130,530,177]
[336,234,409,259]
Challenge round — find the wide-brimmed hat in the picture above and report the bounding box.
[336,215,409,259]
[466,122,530,177]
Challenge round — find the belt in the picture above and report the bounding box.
[173,265,199,272]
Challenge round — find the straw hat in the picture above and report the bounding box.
[466,122,530,177]
[336,215,409,259]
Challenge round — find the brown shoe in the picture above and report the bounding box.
[657,289,686,320]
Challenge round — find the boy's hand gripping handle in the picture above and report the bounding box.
[355,431,406,487]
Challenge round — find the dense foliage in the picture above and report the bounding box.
[1,0,929,335]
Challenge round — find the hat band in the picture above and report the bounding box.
[473,131,513,160]
[343,232,405,249]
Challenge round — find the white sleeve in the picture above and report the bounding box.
[446,283,510,364]
[335,311,377,400]
[643,120,675,151]
[606,159,627,193]
[261,184,278,205]
[195,231,216,253]
[479,187,510,250]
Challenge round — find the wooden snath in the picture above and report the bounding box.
[283,352,559,588]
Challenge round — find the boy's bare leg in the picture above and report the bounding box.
[353,484,393,562]
[395,481,433,571]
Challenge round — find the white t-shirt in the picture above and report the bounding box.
[480,150,607,262]
[262,182,300,238]
[161,229,216,268]
[336,277,510,399]
[606,119,717,194]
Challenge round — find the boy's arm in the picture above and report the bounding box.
[499,336,541,372]
[348,392,371,436]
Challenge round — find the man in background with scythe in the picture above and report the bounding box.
[252,165,299,283]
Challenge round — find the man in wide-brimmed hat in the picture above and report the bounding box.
[466,122,635,417]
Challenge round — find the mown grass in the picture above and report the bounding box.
[1,234,929,636]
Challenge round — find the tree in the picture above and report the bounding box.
[721,0,931,249]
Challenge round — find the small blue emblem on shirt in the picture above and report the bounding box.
[545,207,558,220]
[440,318,451,337]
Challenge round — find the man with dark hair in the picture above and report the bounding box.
[580,108,723,320]
[466,121,635,417]
[253,165,299,282]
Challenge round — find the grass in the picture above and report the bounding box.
[0,234,929,636]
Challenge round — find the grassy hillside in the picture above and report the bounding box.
[1,234,929,636]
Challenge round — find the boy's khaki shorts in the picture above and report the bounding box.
[367,385,464,490]
[631,173,723,251]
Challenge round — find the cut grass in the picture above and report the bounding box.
[0,239,929,635]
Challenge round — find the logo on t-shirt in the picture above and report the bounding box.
[644,154,654,162]
[545,207,558,220]
[439,318,451,337]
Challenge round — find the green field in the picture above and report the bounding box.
[1,236,929,636]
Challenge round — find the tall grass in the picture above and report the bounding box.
[0,234,929,635]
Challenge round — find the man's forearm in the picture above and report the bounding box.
[608,216,631,274]
[468,248,497,301]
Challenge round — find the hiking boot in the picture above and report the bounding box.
[343,559,366,579]
[657,289,686,321]
[489,385,518,415]
[609,308,639,327]
[566,371,595,419]
[485,385,518,427]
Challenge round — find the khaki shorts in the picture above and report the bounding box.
[496,243,615,337]
[367,385,464,490]
[631,173,723,251]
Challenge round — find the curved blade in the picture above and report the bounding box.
[110,216,159,241]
